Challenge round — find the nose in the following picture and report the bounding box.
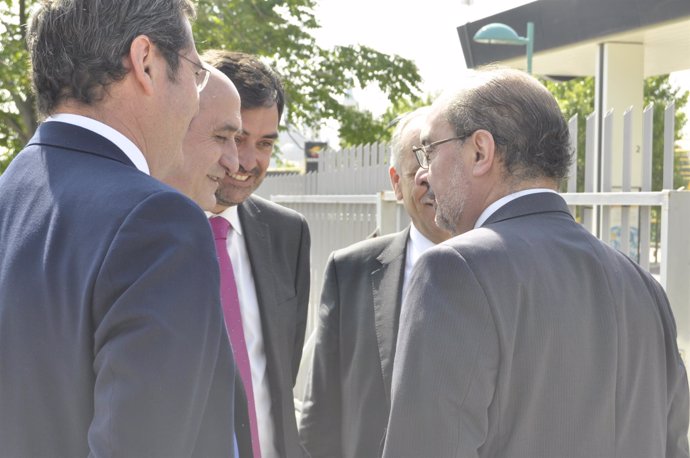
[237,144,258,172]
[415,166,430,189]
[219,141,240,175]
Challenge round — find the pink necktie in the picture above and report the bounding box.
[210,217,262,458]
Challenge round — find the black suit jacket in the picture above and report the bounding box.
[238,195,311,457]
[299,227,410,458]
[0,122,236,457]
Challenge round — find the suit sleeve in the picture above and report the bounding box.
[651,280,690,458]
[299,253,342,457]
[382,245,499,458]
[88,191,235,457]
[292,216,312,384]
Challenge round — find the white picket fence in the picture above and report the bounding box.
[256,106,690,354]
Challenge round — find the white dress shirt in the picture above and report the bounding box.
[210,206,279,458]
[46,113,150,175]
[402,223,437,301]
[474,188,558,228]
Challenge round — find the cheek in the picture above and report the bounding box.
[412,185,427,202]
[256,150,272,170]
[201,145,221,167]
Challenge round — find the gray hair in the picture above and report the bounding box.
[28,0,196,117]
[444,67,571,182]
[389,106,430,171]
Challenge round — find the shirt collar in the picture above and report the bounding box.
[409,223,435,252]
[474,188,558,228]
[207,206,243,236]
[45,113,150,175]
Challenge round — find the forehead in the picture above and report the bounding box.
[240,104,279,135]
[421,102,453,141]
[198,76,241,127]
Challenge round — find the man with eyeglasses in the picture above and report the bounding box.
[299,107,450,458]
[0,1,236,456]
[383,67,689,458]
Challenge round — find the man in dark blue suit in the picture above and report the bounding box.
[0,1,236,456]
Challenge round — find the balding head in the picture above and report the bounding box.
[161,67,242,210]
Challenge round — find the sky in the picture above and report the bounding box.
[276,0,537,157]
[311,0,536,117]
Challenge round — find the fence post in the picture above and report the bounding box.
[600,109,614,242]
[660,190,690,357]
[583,112,597,233]
[639,104,654,270]
[663,103,675,190]
[621,107,632,258]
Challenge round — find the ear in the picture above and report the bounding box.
[389,166,403,201]
[469,129,496,178]
[127,35,156,96]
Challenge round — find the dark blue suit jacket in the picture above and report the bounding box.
[0,122,236,457]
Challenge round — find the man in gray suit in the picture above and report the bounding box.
[299,108,450,458]
[204,50,311,458]
[383,68,689,458]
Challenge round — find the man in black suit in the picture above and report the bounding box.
[298,108,450,458]
[0,1,236,456]
[204,50,311,458]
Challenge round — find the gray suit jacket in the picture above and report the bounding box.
[238,195,311,458]
[383,193,689,458]
[300,227,410,458]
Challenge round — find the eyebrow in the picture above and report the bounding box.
[216,123,241,135]
[239,129,279,140]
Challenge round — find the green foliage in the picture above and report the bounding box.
[193,0,421,147]
[1,0,36,174]
[644,76,689,190]
[542,75,689,192]
[0,0,422,173]
[336,93,436,147]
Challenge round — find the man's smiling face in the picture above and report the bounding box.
[214,104,279,210]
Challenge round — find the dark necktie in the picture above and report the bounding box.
[210,216,262,458]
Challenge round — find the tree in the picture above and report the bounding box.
[542,75,689,192]
[644,76,689,190]
[0,0,36,174]
[0,0,422,173]
[337,92,437,147]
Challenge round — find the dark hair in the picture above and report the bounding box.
[202,50,285,120]
[28,0,196,117]
[445,67,572,181]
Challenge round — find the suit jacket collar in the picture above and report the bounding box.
[483,192,573,227]
[28,121,136,169]
[236,197,277,356]
[236,197,286,449]
[372,226,410,405]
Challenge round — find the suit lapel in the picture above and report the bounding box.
[237,198,287,449]
[238,198,279,350]
[371,227,410,405]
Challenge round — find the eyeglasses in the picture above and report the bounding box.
[177,52,210,92]
[412,135,469,169]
